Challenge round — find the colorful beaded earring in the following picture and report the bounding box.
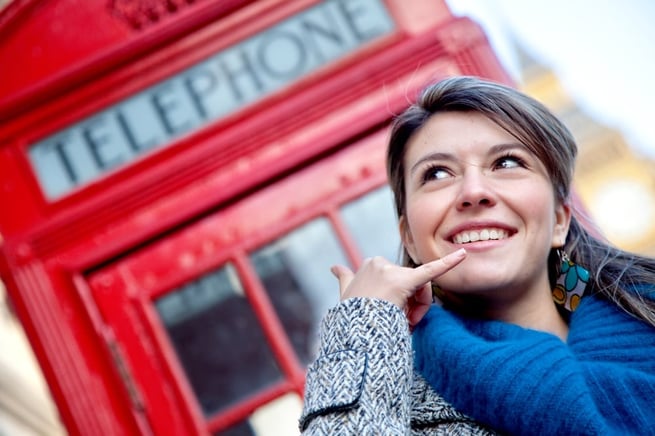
[552,250,589,312]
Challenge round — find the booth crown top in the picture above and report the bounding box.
[0,0,251,118]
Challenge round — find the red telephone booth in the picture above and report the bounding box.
[0,0,510,434]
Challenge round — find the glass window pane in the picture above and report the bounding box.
[251,218,344,365]
[155,264,282,417]
[341,185,402,262]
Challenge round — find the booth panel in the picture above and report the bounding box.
[157,262,286,416]
[0,0,465,248]
[85,128,402,433]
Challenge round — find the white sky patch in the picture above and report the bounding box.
[446,0,655,157]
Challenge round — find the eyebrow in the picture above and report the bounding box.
[409,142,526,176]
[409,152,456,176]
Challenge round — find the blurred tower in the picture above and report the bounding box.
[517,45,655,256]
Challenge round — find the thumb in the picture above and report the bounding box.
[330,264,354,299]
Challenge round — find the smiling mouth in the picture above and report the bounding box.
[452,228,509,244]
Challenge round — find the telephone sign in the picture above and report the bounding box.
[28,0,395,199]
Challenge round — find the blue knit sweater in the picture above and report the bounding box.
[413,295,655,435]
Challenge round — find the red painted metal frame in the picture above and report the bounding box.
[0,0,511,434]
[85,127,391,433]
[0,0,257,120]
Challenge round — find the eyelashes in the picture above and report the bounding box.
[418,153,528,184]
[421,164,452,183]
[494,153,527,169]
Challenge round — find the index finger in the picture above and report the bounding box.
[330,264,355,299]
[413,248,466,285]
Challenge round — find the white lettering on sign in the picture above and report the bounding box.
[28,0,395,200]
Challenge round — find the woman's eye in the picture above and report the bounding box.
[496,156,523,169]
[423,166,451,181]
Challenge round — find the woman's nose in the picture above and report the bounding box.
[456,169,496,210]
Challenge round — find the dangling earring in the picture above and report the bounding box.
[552,250,589,312]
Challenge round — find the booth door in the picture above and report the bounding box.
[85,129,402,435]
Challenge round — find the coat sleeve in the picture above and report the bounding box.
[299,297,414,434]
[413,298,655,435]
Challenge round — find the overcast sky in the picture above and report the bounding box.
[446,0,655,158]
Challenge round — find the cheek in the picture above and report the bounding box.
[524,202,550,221]
[406,199,436,232]
[515,181,557,219]
[405,199,449,246]
[519,196,558,240]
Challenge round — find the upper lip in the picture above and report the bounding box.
[445,221,517,241]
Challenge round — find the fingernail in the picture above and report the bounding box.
[453,248,466,257]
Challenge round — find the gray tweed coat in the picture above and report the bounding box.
[299,298,496,435]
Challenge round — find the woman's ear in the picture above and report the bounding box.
[552,201,572,248]
[399,215,419,264]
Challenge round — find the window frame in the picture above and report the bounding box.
[85,127,391,433]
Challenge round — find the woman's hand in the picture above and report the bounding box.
[330,249,466,328]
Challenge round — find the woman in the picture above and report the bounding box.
[299,76,655,435]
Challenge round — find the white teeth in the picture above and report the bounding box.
[452,228,508,244]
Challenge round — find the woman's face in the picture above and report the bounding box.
[400,111,570,301]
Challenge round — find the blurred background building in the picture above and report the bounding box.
[517,46,655,256]
[0,1,653,435]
